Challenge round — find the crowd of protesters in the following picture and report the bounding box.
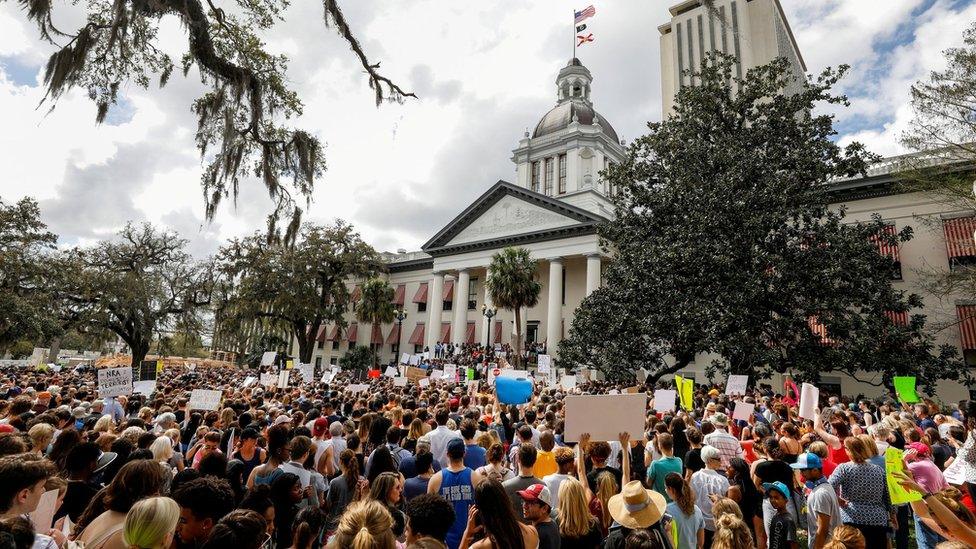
[0,357,974,549]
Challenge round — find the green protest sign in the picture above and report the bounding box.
[893,377,919,403]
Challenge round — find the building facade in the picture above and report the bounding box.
[294,1,976,402]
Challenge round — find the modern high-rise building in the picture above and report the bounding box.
[657,0,806,116]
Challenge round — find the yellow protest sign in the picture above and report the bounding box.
[156,360,163,374]
[286,360,294,370]
[885,447,922,505]
[675,376,694,411]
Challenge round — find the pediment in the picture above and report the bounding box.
[422,181,607,254]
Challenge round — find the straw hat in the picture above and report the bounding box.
[607,481,667,529]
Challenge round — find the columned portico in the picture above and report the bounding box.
[547,258,563,355]
[452,269,470,345]
[426,272,445,350]
[586,254,601,295]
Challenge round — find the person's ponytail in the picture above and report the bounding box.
[351,526,375,549]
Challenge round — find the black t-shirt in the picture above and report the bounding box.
[586,466,622,493]
[559,521,602,549]
[767,512,797,549]
[54,480,100,523]
[754,460,794,493]
[536,520,561,549]
[684,448,705,474]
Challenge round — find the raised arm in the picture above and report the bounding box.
[577,432,593,502]
[895,472,976,546]
[813,409,841,449]
[620,432,631,487]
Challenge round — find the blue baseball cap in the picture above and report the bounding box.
[789,452,823,470]
[762,481,791,499]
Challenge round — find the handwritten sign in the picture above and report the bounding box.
[885,447,923,504]
[400,353,410,365]
[298,363,315,383]
[320,371,335,384]
[260,351,276,366]
[97,367,132,398]
[443,364,457,379]
[405,366,428,383]
[188,389,222,411]
[409,354,421,366]
[384,366,399,378]
[242,376,257,388]
[393,377,408,387]
[537,354,551,374]
[259,373,276,387]
[419,378,430,388]
[725,375,749,396]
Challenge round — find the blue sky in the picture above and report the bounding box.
[0,0,974,254]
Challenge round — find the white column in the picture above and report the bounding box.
[547,258,563,356]
[586,254,602,296]
[482,267,493,347]
[452,269,470,346]
[427,272,444,351]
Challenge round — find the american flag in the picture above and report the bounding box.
[575,5,595,24]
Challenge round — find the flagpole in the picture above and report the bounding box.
[573,9,576,60]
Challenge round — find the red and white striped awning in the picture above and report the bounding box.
[440,322,451,343]
[808,316,835,346]
[884,310,909,327]
[943,217,976,259]
[408,323,425,345]
[346,323,359,343]
[412,283,429,304]
[957,305,976,350]
[442,280,455,301]
[315,325,327,343]
[465,322,476,344]
[327,325,341,341]
[386,324,401,345]
[350,285,362,302]
[371,324,384,345]
[393,284,406,306]
[870,224,901,262]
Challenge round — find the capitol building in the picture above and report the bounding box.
[293,0,976,402]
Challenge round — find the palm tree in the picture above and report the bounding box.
[355,277,396,369]
[485,247,542,367]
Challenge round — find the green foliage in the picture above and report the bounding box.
[60,223,212,368]
[0,198,61,353]
[17,0,414,244]
[215,221,379,364]
[338,344,372,372]
[355,278,395,368]
[485,247,541,365]
[561,54,967,392]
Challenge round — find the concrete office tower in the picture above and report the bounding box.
[657,0,806,117]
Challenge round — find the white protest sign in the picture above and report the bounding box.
[419,378,430,388]
[443,364,457,379]
[799,382,819,420]
[609,389,620,395]
[384,366,398,378]
[97,367,132,398]
[725,375,749,395]
[298,363,315,383]
[31,489,59,531]
[400,353,410,364]
[277,370,290,388]
[188,389,222,411]
[431,370,444,380]
[564,394,646,442]
[49,364,62,373]
[409,354,421,366]
[259,373,276,387]
[260,351,277,366]
[242,376,257,388]
[132,380,157,395]
[560,375,577,390]
[347,384,369,394]
[320,372,335,384]
[393,377,408,387]
[944,457,967,485]
[499,369,531,380]
[537,355,551,374]
[422,351,430,360]
[732,402,755,421]
[653,389,676,412]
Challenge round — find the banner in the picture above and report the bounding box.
[893,377,919,403]
[564,394,645,442]
[98,367,132,398]
[188,389,222,411]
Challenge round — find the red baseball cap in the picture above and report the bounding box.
[517,484,552,507]
[313,417,329,436]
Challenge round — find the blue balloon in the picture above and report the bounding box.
[495,376,533,405]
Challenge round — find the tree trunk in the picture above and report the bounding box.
[47,336,62,364]
[372,321,379,369]
[130,338,151,369]
[297,330,313,364]
[647,354,693,388]
[514,306,522,368]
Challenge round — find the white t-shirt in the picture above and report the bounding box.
[314,438,333,470]
[805,481,842,548]
[543,472,572,509]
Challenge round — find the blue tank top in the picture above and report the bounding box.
[439,468,474,549]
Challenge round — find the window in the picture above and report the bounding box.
[317,339,324,350]
[417,301,427,312]
[558,154,567,194]
[544,158,554,195]
[391,343,399,356]
[443,300,452,312]
[731,2,742,80]
[330,357,337,365]
[676,22,684,87]
[686,18,694,83]
[531,162,541,193]
[414,344,424,354]
[468,278,478,310]
[332,340,339,350]
[697,14,705,68]
[315,357,322,368]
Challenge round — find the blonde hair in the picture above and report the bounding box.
[123,496,179,549]
[94,415,114,433]
[557,478,596,538]
[595,471,617,531]
[711,498,742,523]
[710,514,754,549]
[28,423,55,450]
[822,524,865,549]
[843,436,873,464]
[328,500,395,549]
[219,408,235,429]
[164,428,181,445]
[856,434,879,457]
[150,436,174,463]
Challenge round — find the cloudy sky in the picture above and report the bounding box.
[1,0,974,257]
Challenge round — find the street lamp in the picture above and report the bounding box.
[394,308,407,355]
[481,305,496,348]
